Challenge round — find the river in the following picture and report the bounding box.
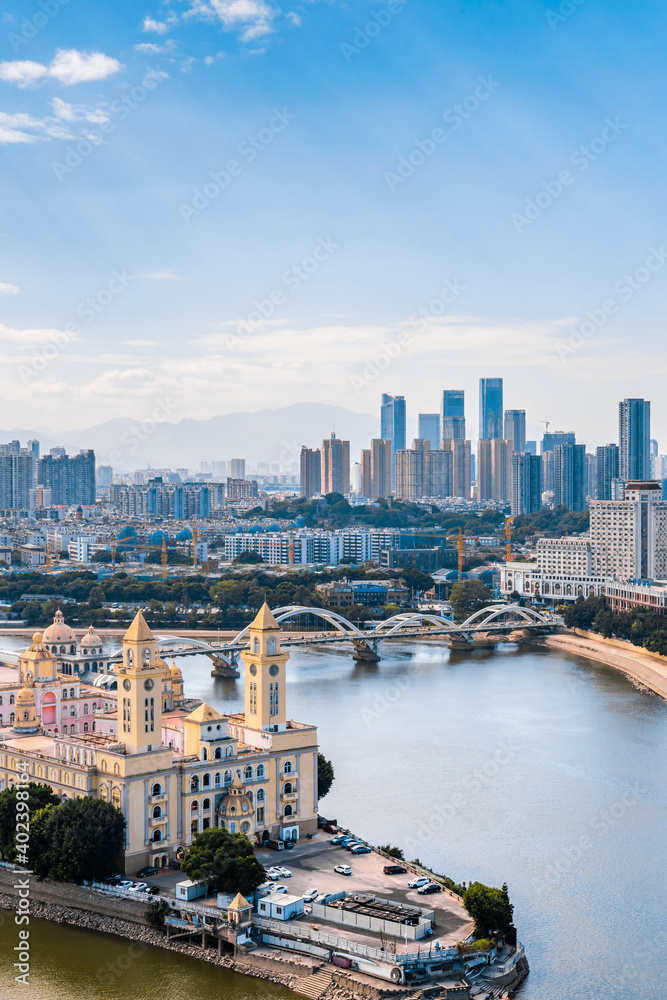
[1,639,666,999]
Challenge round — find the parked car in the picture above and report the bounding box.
[350,845,371,854]
[127,882,149,893]
[408,876,430,888]
[273,885,289,894]
[115,880,135,890]
[417,883,442,895]
[284,840,295,850]
[302,888,319,902]
[384,865,407,875]
[136,866,159,878]
[323,824,338,834]
[102,875,123,886]
[275,867,292,878]
[344,841,362,851]
[144,885,160,895]
[330,835,349,846]
[334,865,352,876]
[265,868,281,880]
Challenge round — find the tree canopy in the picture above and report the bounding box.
[32,797,125,882]
[449,580,493,620]
[0,782,60,861]
[463,881,514,938]
[181,827,266,896]
[317,753,335,799]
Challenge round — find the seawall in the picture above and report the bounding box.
[544,630,667,700]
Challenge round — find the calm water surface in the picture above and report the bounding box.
[1,640,665,1000]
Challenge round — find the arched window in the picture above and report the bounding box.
[9,694,15,705]
[69,688,75,698]
[203,773,211,787]
[284,781,293,794]
[190,800,199,812]
[225,745,233,758]
[0,696,3,706]
[283,760,292,774]
[143,647,151,666]
[244,765,253,781]
[253,637,259,653]
[152,782,162,796]
[201,747,208,761]
[70,707,76,717]
[62,690,68,700]
[214,772,221,788]
[61,707,67,718]
[83,723,89,732]
[152,805,162,818]
[257,788,265,801]
[203,798,211,810]
[83,704,89,715]
[268,637,276,654]
[223,769,232,785]
[190,775,199,792]
[214,746,222,760]
[151,829,162,842]
[241,821,250,833]
[284,804,293,817]
[256,764,265,779]
[70,644,75,654]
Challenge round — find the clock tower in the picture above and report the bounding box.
[241,603,289,731]
[115,611,163,754]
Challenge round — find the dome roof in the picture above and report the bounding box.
[42,610,76,645]
[16,686,35,708]
[80,624,103,649]
[170,658,183,681]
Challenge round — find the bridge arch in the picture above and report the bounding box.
[369,612,462,643]
[459,604,550,630]
[230,606,367,646]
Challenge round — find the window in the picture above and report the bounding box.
[214,746,222,760]
[62,690,67,700]
[83,723,89,732]
[190,800,199,812]
[203,798,211,810]
[151,829,162,842]
[190,776,199,792]
[70,707,75,717]
[256,788,265,802]
[203,773,211,787]
[225,745,233,758]
[268,637,276,654]
[83,704,88,715]
[244,765,253,781]
[152,782,162,796]
[284,781,293,794]
[214,772,221,788]
[256,764,265,779]
[152,805,162,818]
[253,637,259,653]
[284,804,293,817]
[9,695,15,705]
[69,688,75,698]
[223,770,232,785]
[201,747,208,761]
[283,761,292,774]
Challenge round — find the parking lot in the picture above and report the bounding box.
[254,833,473,946]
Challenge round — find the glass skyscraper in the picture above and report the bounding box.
[619,398,650,480]
[380,394,406,483]
[479,378,503,440]
[418,413,440,449]
[442,389,465,440]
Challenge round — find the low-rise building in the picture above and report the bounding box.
[317,579,410,608]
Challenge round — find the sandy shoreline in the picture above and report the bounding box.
[544,632,667,701]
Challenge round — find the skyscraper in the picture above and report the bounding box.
[441,390,465,441]
[619,398,650,480]
[442,440,472,499]
[380,394,406,482]
[553,442,586,511]
[511,452,542,516]
[504,410,526,453]
[360,449,371,497]
[299,447,321,498]
[230,458,246,480]
[418,413,440,450]
[596,444,619,500]
[370,439,392,499]
[0,450,34,509]
[321,433,350,495]
[479,378,503,440]
[477,439,512,501]
[37,450,95,506]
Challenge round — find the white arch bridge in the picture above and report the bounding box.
[140,603,553,673]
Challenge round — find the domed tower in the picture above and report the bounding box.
[42,609,77,653]
[218,772,254,835]
[240,602,289,732]
[170,658,184,704]
[18,632,57,685]
[14,681,38,734]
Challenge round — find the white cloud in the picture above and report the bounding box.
[135,39,176,53]
[0,49,122,89]
[204,51,225,65]
[286,11,301,26]
[0,282,19,294]
[185,0,276,40]
[122,339,160,347]
[0,322,78,342]
[134,270,180,280]
[0,99,111,144]
[142,16,170,34]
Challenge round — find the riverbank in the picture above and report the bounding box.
[544,630,667,700]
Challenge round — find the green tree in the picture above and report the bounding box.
[449,580,493,621]
[146,899,170,926]
[317,753,335,799]
[233,551,264,564]
[87,585,105,608]
[34,797,125,882]
[463,881,514,938]
[379,844,404,860]
[181,828,265,896]
[0,783,60,861]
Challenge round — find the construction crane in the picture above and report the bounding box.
[445,527,480,580]
[161,536,168,579]
[539,420,550,434]
[505,515,515,563]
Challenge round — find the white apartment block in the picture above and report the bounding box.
[500,562,607,603]
[589,483,667,580]
[224,529,402,566]
[536,537,592,576]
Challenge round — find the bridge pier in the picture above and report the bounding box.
[210,651,240,679]
[448,635,473,651]
[352,639,381,663]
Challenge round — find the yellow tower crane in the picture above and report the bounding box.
[445,527,480,580]
[161,536,168,579]
[505,515,515,563]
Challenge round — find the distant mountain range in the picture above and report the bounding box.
[0,403,420,471]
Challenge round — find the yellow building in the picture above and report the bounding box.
[0,604,319,871]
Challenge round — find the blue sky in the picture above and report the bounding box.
[1,0,667,449]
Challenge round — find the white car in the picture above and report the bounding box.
[275,866,292,877]
[127,882,148,893]
[265,868,281,880]
[407,876,430,888]
[302,888,319,902]
[273,885,289,894]
[115,880,134,890]
[334,864,352,876]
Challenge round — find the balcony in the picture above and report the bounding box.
[281,790,298,801]
[149,815,166,827]
[149,792,167,804]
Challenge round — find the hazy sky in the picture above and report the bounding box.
[1,0,667,449]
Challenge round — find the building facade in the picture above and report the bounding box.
[321,433,350,495]
[619,398,650,481]
[479,378,503,440]
[299,447,321,499]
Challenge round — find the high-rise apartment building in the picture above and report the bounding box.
[37,450,95,506]
[479,378,503,440]
[380,394,406,483]
[541,431,576,493]
[394,441,455,500]
[321,433,350,495]
[477,439,512,501]
[619,398,650,480]
[418,413,440,450]
[441,390,465,441]
[370,439,392,500]
[299,447,321,499]
[553,442,586,511]
[0,449,34,509]
[504,410,526,453]
[590,481,667,579]
[441,440,472,499]
[511,453,542,516]
[585,453,597,501]
[360,450,371,497]
[230,458,246,480]
[596,444,619,500]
